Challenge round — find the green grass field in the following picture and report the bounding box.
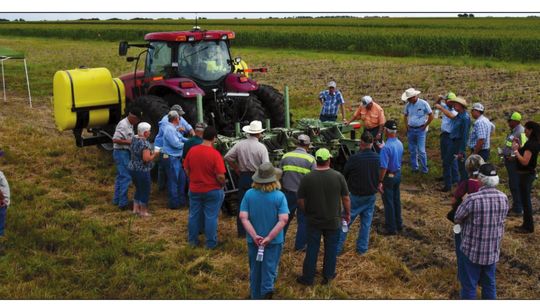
[0,23,539,299]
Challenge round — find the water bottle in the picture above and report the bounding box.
[434,109,440,119]
[341,219,349,233]
[453,224,461,234]
[256,245,264,262]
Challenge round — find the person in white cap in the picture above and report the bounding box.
[345,95,386,153]
[468,103,494,162]
[225,120,270,237]
[279,134,316,251]
[402,88,434,173]
[318,81,346,122]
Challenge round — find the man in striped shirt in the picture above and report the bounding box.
[318,81,346,122]
[279,134,316,251]
[468,103,495,161]
[455,163,509,300]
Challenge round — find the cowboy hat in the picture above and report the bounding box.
[401,88,421,102]
[450,96,468,108]
[242,120,265,134]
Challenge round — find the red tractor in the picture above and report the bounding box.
[118,27,285,139]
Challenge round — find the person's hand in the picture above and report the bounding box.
[420,123,427,131]
[255,235,264,246]
[434,103,443,110]
[375,132,382,140]
[342,214,351,225]
[344,119,350,126]
[456,152,464,160]
[261,237,271,247]
[378,182,384,194]
[512,141,520,152]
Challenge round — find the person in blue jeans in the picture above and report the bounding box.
[128,122,159,217]
[378,120,404,235]
[338,132,379,255]
[239,162,289,299]
[0,169,11,240]
[184,126,227,249]
[296,148,351,286]
[434,93,459,192]
[401,88,433,173]
[112,107,141,210]
[161,111,189,209]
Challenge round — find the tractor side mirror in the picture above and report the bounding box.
[119,41,129,56]
[234,57,242,64]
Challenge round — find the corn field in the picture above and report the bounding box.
[1,18,540,61]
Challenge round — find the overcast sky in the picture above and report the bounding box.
[0,12,538,21]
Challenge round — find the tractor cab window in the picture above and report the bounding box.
[146,42,173,77]
[177,40,231,81]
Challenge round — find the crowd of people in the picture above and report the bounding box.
[1,80,536,299]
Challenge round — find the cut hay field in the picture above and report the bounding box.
[0,35,539,299]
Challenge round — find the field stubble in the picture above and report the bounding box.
[0,36,539,299]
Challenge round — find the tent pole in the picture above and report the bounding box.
[1,59,5,103]
[23,59,32,108]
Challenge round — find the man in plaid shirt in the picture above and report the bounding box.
[468,103,495,161]
[318,81,346,122]
[455,163,509,300]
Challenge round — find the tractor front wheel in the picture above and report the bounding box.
[163,94,198,127]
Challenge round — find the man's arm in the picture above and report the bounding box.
[423,113,434,129]
[216,173,226,186]
[340,103,346,121]
[341,195,351,224]
[473,138,485,154]
[454,198,472,224]
[239,211,263,245]
[297,198,305,212]
[403,114,409,132]
[435,104,456,119]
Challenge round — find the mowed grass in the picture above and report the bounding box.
[0,36,539,299]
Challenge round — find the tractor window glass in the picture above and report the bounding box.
[147,42,172,76]
[177,40,231,81]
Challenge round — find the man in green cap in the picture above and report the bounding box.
[499,112,527,215]
[296,148,351,286]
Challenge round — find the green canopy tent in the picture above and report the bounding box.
[0,47,32,107]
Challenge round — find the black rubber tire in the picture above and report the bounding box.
[254,84,286,128]
[163,94,198,127]
[241,95,266,125]
[130,95,170,142]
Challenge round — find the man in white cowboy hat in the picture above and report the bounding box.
[225,120,270,237]
[402,88,434,173]
[468,103,495,162]
[345,95,386,153]
[318,80,346,122]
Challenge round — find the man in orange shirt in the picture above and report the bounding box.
[346,96,386,152]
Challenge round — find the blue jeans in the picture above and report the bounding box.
[248,242,283,299]
[157,154,167,191]
[301,225,340,284]
[458,249,497,299]
[454,233,465,282]
[382,171,402,233]
[337,194,375,254]
[471,148,490,162]
[130,170,151,207]
[113,149,132,207]
[282,190,307,251]
[0,206,6,236]
[441,132,459,188]
[518,172,536,232]
[319,114,337,122]
[505,159,522,213]
[450,139,468,182]
[407,128,428,173]
[236,172,254,237]
[166,156,187,209]
[188,189,224,248]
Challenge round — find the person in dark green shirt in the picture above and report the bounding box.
[296,148,351,286]
[182,122,206,159]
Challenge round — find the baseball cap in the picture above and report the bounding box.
[327,81,336,88]
[384,120,398,131]
[445,92,457,101]
[361,96,373,106]
[479,163,497,177]
[315,148,332,161]
[170,104,186,115]
[508,112,522,122]
[472,103,485,112]
[297,134,311,146]
[194,122,207,131]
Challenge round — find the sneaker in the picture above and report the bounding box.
[296,276,313,286]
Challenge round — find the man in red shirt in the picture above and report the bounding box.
[184,126,226,249]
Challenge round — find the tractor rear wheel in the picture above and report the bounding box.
[131,95,170,142]
[254,84,286,128]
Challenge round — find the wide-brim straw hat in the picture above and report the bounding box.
[252,162,282,183]
[242,120,265,134]
[401,88,421,102]
[450,96,468,108]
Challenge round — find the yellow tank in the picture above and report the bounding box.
[53,67,125,131]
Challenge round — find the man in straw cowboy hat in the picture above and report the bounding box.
[296,148,351,286]
[402,88,434,174]
[318,80,346,122]
[225,120,270,237]
[434,92,459,191]
[444,96,472,185]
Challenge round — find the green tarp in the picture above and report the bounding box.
[0,47,25,59]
